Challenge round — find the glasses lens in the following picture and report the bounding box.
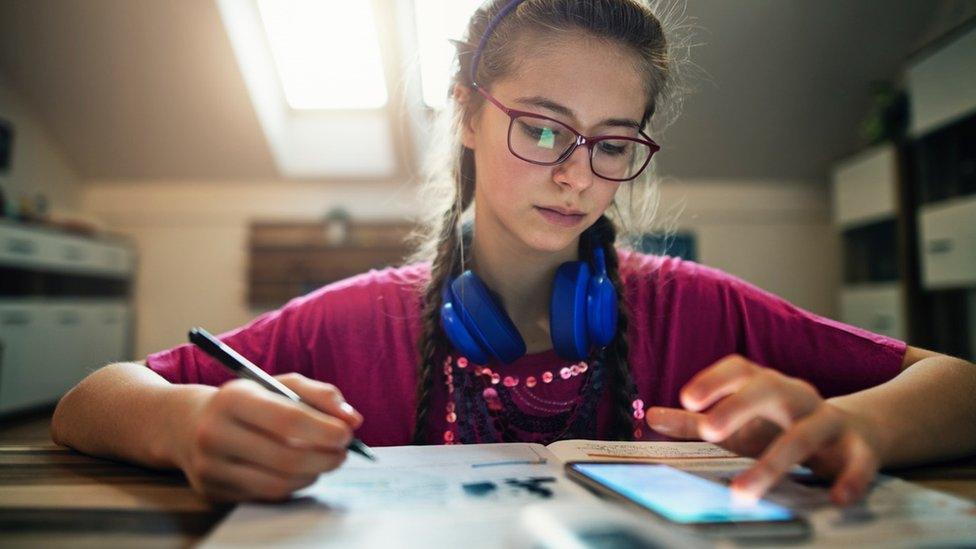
[592,138,652,180]
[509,116,576,163]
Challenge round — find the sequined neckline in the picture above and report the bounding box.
[474,347,572,374]
[442,352,604,445]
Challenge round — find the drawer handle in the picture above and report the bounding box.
[0,311,32,326]
[5,238,37,255]
[926,239,953,254]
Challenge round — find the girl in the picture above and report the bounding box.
[51,0,976,506]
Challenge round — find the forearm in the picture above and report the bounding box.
[829,355,976,468]
[50,362,215,470]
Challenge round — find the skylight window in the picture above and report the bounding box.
[413,0,483,109]
[256,0,388,110]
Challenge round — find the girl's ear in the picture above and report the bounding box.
[453,84,478,150]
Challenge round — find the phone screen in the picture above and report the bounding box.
[568,463,797,525]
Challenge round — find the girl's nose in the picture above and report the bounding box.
[551,144,595,192]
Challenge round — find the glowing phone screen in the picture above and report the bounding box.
[572,463,796,524]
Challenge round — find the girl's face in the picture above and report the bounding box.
[463,34,647,256]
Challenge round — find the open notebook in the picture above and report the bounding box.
[201,440,976,548]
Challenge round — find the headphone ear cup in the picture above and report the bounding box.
[450,272,526,364]
[587,274,618,347]
[441,284,490,365]
[550,261,590,361]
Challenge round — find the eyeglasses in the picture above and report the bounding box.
[466,0,659,182]
[473,86,660,182]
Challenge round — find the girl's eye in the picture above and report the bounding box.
[598,141,629,156]
[518,121,561,142]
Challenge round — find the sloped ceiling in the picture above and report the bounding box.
[0,0,278,179]
[0,0,963,182]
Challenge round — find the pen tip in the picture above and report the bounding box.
[350,439,377,461]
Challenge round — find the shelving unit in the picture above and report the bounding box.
[832,23,975,360]
[0,220,135,415]
[832,143,910,341]
[907,24,976,361]
[248,220,415,309]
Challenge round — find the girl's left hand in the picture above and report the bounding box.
[645,354,885,505]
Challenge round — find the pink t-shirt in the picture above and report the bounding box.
[146,250,906,446]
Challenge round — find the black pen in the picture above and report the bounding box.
[188,327,376,461]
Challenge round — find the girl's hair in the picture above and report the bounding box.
[409,0,685,444]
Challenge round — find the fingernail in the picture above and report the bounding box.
[340,402,357,416]
[731,485,759,506]
[648,421,672,434]
[700,424,722,442]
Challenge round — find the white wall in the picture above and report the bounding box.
[82,178,838,359]
[0,75,81,216]
[658,179,839,321]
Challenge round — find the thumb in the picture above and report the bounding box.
[275,374,364,429]
[646,406,705,440]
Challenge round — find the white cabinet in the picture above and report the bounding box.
[907,26,976,137]
[0,304,53,413]
[0,222,135,414]
[0,300,132,414]
[0,222,135,277]
[831,143,907,340]
[918,195,976,289]
[832,144,898,228]
[839,284,906,340]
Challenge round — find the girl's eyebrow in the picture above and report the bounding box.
[514,95,641,130]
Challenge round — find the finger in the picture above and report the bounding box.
[645,407,705,440]
[700,374,820,442]
[830,435,878,506]
[730,405,843,501]
[220,381,353,451]
[680,355,758,411]
[196,455,317,502]
[276,374,364,429]
[201,417,347,477]
[198,483,245,503]
[720,417,782,458]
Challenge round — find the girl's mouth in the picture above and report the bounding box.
[534,206,585,227]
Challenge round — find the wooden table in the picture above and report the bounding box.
[0,443,231,548]
[2,443,975,548]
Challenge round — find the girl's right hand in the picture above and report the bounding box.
[175,373,363,502]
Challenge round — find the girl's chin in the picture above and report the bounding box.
[519,227,583,254]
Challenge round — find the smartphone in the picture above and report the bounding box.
[565,462,810,540]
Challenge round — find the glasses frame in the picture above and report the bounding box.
[473,84,660,183]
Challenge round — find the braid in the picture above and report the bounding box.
[411,148,476,444]
[410,209,460,444]
[587,215,638,440]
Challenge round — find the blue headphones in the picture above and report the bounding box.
[440,239,618,365]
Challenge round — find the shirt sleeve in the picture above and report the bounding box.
[145,293,318,386]
[715,269,907,397]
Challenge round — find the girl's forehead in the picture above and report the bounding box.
[495,36,647,124]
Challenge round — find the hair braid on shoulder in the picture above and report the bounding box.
[588,215,638,440]
[410,207,462,444]
[411,147,475,444]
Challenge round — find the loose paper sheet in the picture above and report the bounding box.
[202,441,976,548]
[202,443,594,548]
